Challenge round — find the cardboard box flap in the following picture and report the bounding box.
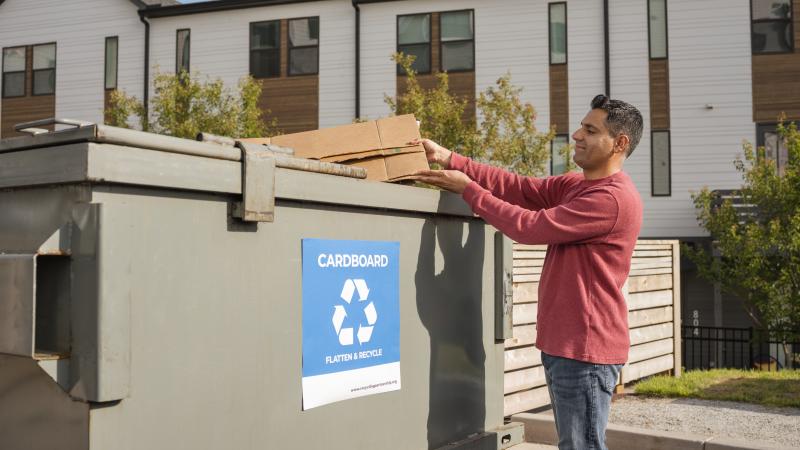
[270,121,383,159]
[319,143,424,163]
[348,151,428,182]
[377,114,420,148]
[384,151,429,181]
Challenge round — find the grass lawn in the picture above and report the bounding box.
[633,369,800,408]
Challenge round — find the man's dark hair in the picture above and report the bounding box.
[590,94,643,157]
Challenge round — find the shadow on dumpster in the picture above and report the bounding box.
[415,217,486,449]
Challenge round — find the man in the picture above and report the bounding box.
[411,95,644,450]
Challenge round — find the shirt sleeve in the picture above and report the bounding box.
[449,152,561,211]
[462,182,619,245]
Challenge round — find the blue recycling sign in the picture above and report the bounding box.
[301,238,401,409]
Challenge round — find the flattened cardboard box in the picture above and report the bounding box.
[240,114,429,181]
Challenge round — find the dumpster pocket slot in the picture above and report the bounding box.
[0,254,71,358]
[34,255,71,357]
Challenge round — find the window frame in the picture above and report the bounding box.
[438,9,475,73]
[175,28,191,74]
[550,134,570,176]
[2,45,27,99]
[548,2,568,65]
[105,36,119,90]
[651,129,672,197]
[287,16,320,77]
[249,19,281,79]
[396,12,432,75]
[756,122,789,175]
[647,0,669,60]
[750,0,794,55]
[31,42,56,97]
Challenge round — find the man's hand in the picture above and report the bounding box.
[410,138,453,168]
[411,170,472,194]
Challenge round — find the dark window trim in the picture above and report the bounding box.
[548,2,568,66]
[249,19,281,79]
[651,129,672,197]
[175,28,191,74]
[287,15,320,77]
[749,0,795,55]
[647,0,669,60]
[1,45,27,99]
[438,9,475,73]
[550,134,569,176]
[755,122,789,172]
[31,42,56,97]
[105,36,119,91]
[396,12,432,75]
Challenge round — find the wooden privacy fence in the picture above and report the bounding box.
[503,240,682,417]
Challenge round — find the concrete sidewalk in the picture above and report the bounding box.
[511,413,795,450]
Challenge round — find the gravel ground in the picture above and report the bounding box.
[608,395,800,448]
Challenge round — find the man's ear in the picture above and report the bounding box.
[614,134,630,156]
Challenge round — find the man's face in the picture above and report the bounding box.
[571,109,617,171]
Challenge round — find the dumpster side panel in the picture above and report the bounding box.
[86,185,503,450]
[0,354,89,450]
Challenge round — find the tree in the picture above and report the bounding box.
[684,120,800,335]
[386,53,556,177]
[106,70,278,139]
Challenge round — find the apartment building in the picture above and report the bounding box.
[1,0,798,328]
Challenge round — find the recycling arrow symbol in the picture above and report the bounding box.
[332,279,377,346]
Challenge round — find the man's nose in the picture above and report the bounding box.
[572,129,582,141]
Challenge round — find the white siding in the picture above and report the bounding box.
[653,0,754,237]
[148,0,355,128]
[607,0,652,234]
[567,0,605,135]
[0,0,144,127]
[359,0,551,129]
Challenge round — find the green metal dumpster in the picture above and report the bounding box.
[0,121,519,450]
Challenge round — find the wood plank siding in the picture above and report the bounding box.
[257,18,319,134]
[504,240,681,417]
[396,12,476,121]
[649,59,670,130]
[1,46,55,138]
[752,0,800,122]
[548,64,569,134]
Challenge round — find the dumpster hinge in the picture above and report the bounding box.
[233,144,276,222]
[495,233,513,340]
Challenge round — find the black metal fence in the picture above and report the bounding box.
[681,326,800,371]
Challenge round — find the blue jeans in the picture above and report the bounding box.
[541,352,622,450]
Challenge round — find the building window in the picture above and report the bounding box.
[250,20,280,78]
[397,13,431,74]
[288,17,319,76]
[32,43,56,96]
[549,3,567,65]
[651,130,671,196]
[105,37,118,90]
[176,29,190,74]
[751,0,793,54]
[648,0,668,59]
[551,135,569,175]
[440,10,474,72]
[757,124,789,176]
[2,46,26,98]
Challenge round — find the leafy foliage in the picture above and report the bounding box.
[684,121,800,330]
[106,70,278,139]
[386,53,556,176]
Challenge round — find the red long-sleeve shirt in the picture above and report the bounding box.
[450,153,642,364]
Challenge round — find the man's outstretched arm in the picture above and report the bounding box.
[413,138,559,211]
